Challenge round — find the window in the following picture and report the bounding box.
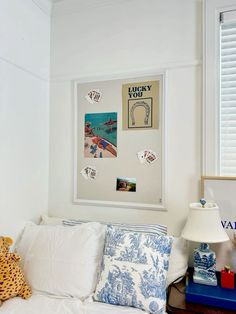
[203,0,236,176]
[220,10,236,175]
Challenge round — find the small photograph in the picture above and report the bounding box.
[116,177,136,192]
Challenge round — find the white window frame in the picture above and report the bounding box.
[203,0,236,175]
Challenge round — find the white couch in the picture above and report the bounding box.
[0,218,188,314]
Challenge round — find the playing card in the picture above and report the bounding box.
[146,151,158,164]
[137,151,146,163]
[89,167,97,179]
[144,149,150,159]
[137,149,158,165]
[85,89,102,104]
[80,166,97,180]
[80,167,88,179]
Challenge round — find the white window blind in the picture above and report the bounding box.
[220,10,236,175]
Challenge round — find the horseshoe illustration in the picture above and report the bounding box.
[130,101,150,126]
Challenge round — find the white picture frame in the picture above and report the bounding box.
[73,71,167,210]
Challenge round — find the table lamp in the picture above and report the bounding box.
[181,199,229,286]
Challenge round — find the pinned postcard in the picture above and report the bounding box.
[84,112,117,158]
[116,177,136,192]
[85,89,102,104]
[137,149,158,165]
[80,166,97,180]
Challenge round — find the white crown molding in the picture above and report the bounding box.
[51,60,201,82]
[31,0,52,16]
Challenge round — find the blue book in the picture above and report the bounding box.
[185,269,236,310]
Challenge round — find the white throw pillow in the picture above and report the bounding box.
[40,214,64,225]
[166,237,188,286]
[16,222,106,299]
[94,226,173,314]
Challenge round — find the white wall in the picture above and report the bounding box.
[0,0,50,239]
[49,0,202,235]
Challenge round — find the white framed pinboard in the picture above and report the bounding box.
[73,71,166,210]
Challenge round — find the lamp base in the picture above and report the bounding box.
[193,270,217,286]
[193,243,217,286]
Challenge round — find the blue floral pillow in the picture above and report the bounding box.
[94,226,173,314]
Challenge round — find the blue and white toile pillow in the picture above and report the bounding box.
[94,226,173,314]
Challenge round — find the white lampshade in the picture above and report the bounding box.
[181,202,229,243]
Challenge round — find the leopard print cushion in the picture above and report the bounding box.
[0,236,31,302]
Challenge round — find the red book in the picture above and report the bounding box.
[221,267,235,289]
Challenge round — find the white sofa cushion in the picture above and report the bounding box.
[40,214,65,225]
[16,222,106,299]
[0,295,83,314]
[41,215,186,286]
[94,226,173,314]
[166,237,188,286]
[0,295,147,314]
[40,215,188,287]
[84,300,148,314]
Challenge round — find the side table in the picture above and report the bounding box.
[166,278,236,314]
